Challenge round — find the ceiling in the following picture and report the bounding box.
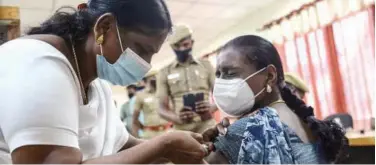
[156,0,277,69]
[1,0,277,69]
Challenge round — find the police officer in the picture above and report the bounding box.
[133,71,171,139]
[284,72,309,99]
[157,24,217,133]
[136,77,147,91]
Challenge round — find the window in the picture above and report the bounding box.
[332,10,375,129]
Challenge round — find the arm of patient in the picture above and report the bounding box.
[206,151,229,164]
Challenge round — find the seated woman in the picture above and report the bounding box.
[206,35,348,164]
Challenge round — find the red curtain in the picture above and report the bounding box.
[275,7,375,130]
[331,8,375,130]
[279,29,338,119]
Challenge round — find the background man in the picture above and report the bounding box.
[132,71,171,139]
[157,24,217,133]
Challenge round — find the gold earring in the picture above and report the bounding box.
[266,85,272,93]
[96,35,104,45]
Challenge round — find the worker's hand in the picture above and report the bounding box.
[177,107,194,124]
[162,131,209,164]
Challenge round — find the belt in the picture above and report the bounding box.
[143,123,172,131]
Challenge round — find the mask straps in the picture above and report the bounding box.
[242,67,268,98]
[100,45,104,55]
[242,67,267,83]
[115,23,124,52]
[254,87,266,98]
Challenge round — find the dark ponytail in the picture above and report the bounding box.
[27,0,172,43]
[221,35,349,163]
[28,7,95,42]
[280,85,349,163]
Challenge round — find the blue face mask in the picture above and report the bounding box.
[96,24,151,86]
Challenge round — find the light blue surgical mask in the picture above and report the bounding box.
[96,24,151,86]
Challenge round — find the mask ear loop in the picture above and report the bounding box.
[115,23,124,52]
[93,14,108,55]
[241,67,267,83]
[241,67,268,98]
[115,23,151,71]
[254,87,266,98]
[100,45,104,56]
[253,65,276,98]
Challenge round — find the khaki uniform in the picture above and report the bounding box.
[134,89,170,139]
[157,58,216,133]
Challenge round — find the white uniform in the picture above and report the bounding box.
[0,39,129,163]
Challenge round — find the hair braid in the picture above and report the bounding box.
[280,85,349,163]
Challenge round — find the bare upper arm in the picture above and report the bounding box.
[132,109,141,124]
[156,68,174,115]
[156,69,170,105]
[205,61,216,90]
[11,145,82,164]
[205,151,229,164]
[158,95,170,110]
[133,94,143,112]
[120,135,144,151]
[276,105,314,143]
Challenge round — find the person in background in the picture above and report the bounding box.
[136,77,147,91]
[205,35,348,164]
[114,100,118,108]
[133,71,171,139]
[284,72,309,99]
[157,24,217,133]
[120,84,144,137]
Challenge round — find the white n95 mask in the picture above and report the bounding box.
[213,67,266,117]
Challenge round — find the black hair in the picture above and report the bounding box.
[285,82,305,95]
[126,84,137,90]
[27,0,172,43]
[220,35,349,163]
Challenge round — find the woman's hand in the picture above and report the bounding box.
[161,131,208,164]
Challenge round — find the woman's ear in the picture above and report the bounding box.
[266,65,278,85]
[93,13,116,43]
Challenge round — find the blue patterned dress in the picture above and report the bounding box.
[214,107,326,164]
